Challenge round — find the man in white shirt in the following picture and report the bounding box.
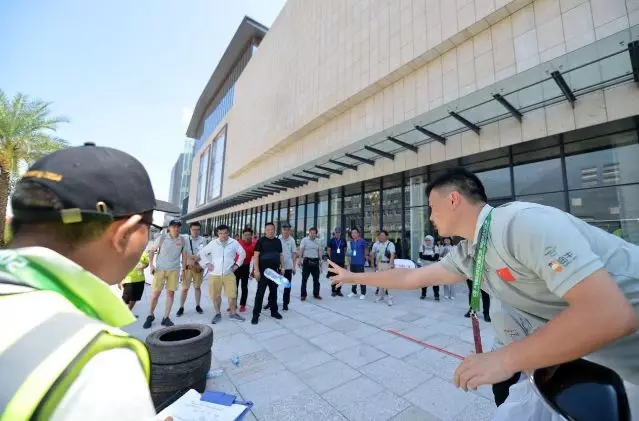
[199,224,246,324]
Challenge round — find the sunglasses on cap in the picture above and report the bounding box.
[530,358,631,421]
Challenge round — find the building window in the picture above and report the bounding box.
[207,127,226,201]
[565,142,639,190]
[296,196,306,241]
[407,175,429,261]
[569,185,639,244]
[329,190,342,236]
[196,146,210,206]
[317,193,328,240]
[305,197,315,236]
[513,158,564,196]
[476,167,512,199]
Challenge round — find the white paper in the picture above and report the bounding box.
[156,389,247,421]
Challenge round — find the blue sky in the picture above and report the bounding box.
[0,0,286,203]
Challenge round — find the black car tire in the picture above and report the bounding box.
[150,350,211,409]
[145,323,213,365]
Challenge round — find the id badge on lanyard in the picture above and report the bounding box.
[470,210,493,354]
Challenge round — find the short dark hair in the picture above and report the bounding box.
[379,230,389,236]
[350,227,360,234]
[242,227,253,234]
[189,221,201,228]
[264,221,274,228]
[216,224,230,232]
[426,168,488,203]
[308,227,317,233]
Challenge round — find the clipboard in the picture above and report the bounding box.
[200,391,254,420]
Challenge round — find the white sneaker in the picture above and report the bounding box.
[375,296,384,303]
[359,294,366,300]
[387,298,393,306]
[450,296,455,300]
[347,292,356,298]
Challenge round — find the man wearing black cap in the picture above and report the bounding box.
[145,219,187,328]
[326,227,347,297]
[0,143,168,420]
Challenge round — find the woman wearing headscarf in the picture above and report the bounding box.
[439,237,455,299]
[419,235,440,301]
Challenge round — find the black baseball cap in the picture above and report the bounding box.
[281,222,291,228]
[168,219,182,227]
[12,142,163,228]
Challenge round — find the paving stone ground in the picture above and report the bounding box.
[121,269,499,421]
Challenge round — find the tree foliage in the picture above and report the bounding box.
[0,89,69,245]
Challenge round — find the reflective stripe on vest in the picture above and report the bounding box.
[0,293,151,421]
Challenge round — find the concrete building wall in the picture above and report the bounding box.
[189,0,639,218]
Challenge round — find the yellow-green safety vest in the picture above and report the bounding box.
[0,247,151,421]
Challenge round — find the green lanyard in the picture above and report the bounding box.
[470,210,493,314]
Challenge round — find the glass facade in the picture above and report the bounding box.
[193,42,257,154]
[197,118,639,247]
[196,146,210,206]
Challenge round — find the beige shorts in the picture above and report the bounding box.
[182,269,204,289]
[209,274,237,299]
[152,270,179,292]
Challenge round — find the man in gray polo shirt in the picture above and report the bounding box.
[329,168,638,394]
[145,219,187,329]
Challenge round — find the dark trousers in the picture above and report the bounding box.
[253,268,279,317]
[329,262,345,293]
[234,263,250,306]
[282,269,294,306]
[421,285,439,298]
[492,372,522,406]
[466,279,490,315]
[350,264,366,295]
[301,260,320,297]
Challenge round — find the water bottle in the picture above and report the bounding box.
[206,369,224,379]
[231,353,240,367]
[264,268,291,288]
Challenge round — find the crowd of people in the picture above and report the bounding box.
[134,219,488,327]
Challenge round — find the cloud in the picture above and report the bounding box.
[182,107,194,124]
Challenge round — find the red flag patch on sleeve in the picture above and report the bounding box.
[496,267,516,282]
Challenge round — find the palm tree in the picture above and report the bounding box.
[0,90,69,246]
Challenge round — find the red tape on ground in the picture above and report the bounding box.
[387,329,465,360]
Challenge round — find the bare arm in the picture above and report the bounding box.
[253,251,261,273]
[500,269,638,373]
[335,261,465,289]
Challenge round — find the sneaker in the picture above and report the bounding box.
[435,296,440,302]
[347,292,356,298]
[301,296,306,301]
[271,312,283,320]
[359,294,365,300]
[464,309,471,318]
[450,296,455,300]
[239,305,246,313]
[230,313,245,322]
[263,304,270,310]
[387,298,393,306]
[375,288,379,295]
[283,304,288,311]
[420,295,426,300]
[143,315,154,329]
[336,291,344,297]
[251,316,259,325]
[176,307,184,317]
[195,305,204,314]
[161,317,174,327]
[331,291,337,297]
[211,313,222,324]
[314,295,322,300]
[375,296,384,303]
[484,314,491,323]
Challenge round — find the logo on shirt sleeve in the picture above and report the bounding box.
[496,267,517,282]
